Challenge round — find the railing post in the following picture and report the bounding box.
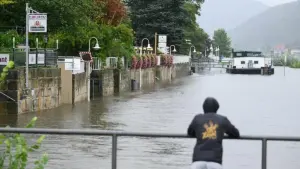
[112,134,118,169]
[261,138,267,169]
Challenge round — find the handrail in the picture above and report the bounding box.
[0,91,16,102]
[1,128,300,169]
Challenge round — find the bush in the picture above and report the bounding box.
[136,56,143,69]
[0,61,15,90]
[142,55,149,69]
[130,56,137,69]
[160,54,173,67]
[0,117,48,169]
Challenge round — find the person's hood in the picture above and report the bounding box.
[203,97,219,113]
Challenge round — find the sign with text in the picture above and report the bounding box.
[158,34,167,54]
[29,54,45,64]
[158,35,167,43]
[0,54,9,65]
[65,58,81,71]
[29,14,47,32]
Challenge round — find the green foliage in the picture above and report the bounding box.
[213,28,231,57]
[0,117,48,169]
[273,56,300,68]
[0,0,14,5]
[290,61,300,68]
[0,61,14,90]
[125,0,191,53]
[0,30,23,49]
[0,0,135,61]
[125,0,209,55]
[182,1,209,55]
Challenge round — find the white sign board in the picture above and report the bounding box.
[29,14,47,32]
[65,58,81,71]
[0,54,9,65]
[158,35,167,54]
[158,35,167,43]
[158,42,167,48]
[29,54,45,64]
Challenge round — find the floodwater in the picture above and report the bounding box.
[1,67,300,169]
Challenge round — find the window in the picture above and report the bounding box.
[241,61,245,64]
[254,61,258,64]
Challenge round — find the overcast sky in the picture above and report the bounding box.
[259,0,296,6]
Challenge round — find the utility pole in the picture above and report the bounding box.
[154,32,157,55]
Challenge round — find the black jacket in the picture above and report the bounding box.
[187,97,240,164]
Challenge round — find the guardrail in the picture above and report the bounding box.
[1,128,300,169]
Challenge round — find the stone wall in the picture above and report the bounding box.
[72,72,88,104]
[173,63,191,78]
[0,67,61,114]
[91,69,114,96]
[91,62,190,96]
[130,68,156,88]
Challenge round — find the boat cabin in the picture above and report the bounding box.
[231,51,270,69]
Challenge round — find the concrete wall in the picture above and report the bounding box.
[58,63,72,104]
[0,67,61,114]
[58,62,88,104]
[91,63,190,96]
[90,69,114,96]
[72,72,88,103]
[130,68,156,88]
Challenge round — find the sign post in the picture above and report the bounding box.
[25,3,47,88]
[158,34,167,54]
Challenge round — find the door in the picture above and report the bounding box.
[248,60,253,68]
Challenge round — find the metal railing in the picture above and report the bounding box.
[1,128,300,169]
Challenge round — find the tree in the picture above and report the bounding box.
[0,0,134,59]
[124,0,190,53]
[182,1,209,55]
[0,0,14,5]
[213,28,231,57]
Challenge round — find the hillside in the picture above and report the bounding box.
[229,1,300,50]
[197,0,268,36]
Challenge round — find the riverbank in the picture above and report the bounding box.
[0,62,190,114]
[273,57,300,68]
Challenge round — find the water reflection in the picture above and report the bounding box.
[1,67,300,169]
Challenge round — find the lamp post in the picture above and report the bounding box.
[216,47,220,62]
[189,45,196,58]
[87,37,100,101]
[12,37,15,61]
[139,38,151,89]
[169,45,176,55]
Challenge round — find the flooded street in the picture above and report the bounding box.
[1,67,300,169]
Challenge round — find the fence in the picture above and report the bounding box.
[1,128,300,169]
[0,48,58,68]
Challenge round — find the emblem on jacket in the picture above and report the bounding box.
[202,120,218,139]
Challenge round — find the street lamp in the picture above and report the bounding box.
[139,38,151,89]
[189,45,196,57]
[169,45,176,55]
[216,47,219,56]
[140,38,150,56]
[87,37,100,102]
[88,37,100,52]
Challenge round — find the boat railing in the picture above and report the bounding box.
[1,128,300,169]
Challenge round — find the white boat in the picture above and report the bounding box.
[226,51,274,75]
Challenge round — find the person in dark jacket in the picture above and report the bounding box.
[187,97,240,169]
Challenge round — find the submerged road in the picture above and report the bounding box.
[1,67,300,169]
